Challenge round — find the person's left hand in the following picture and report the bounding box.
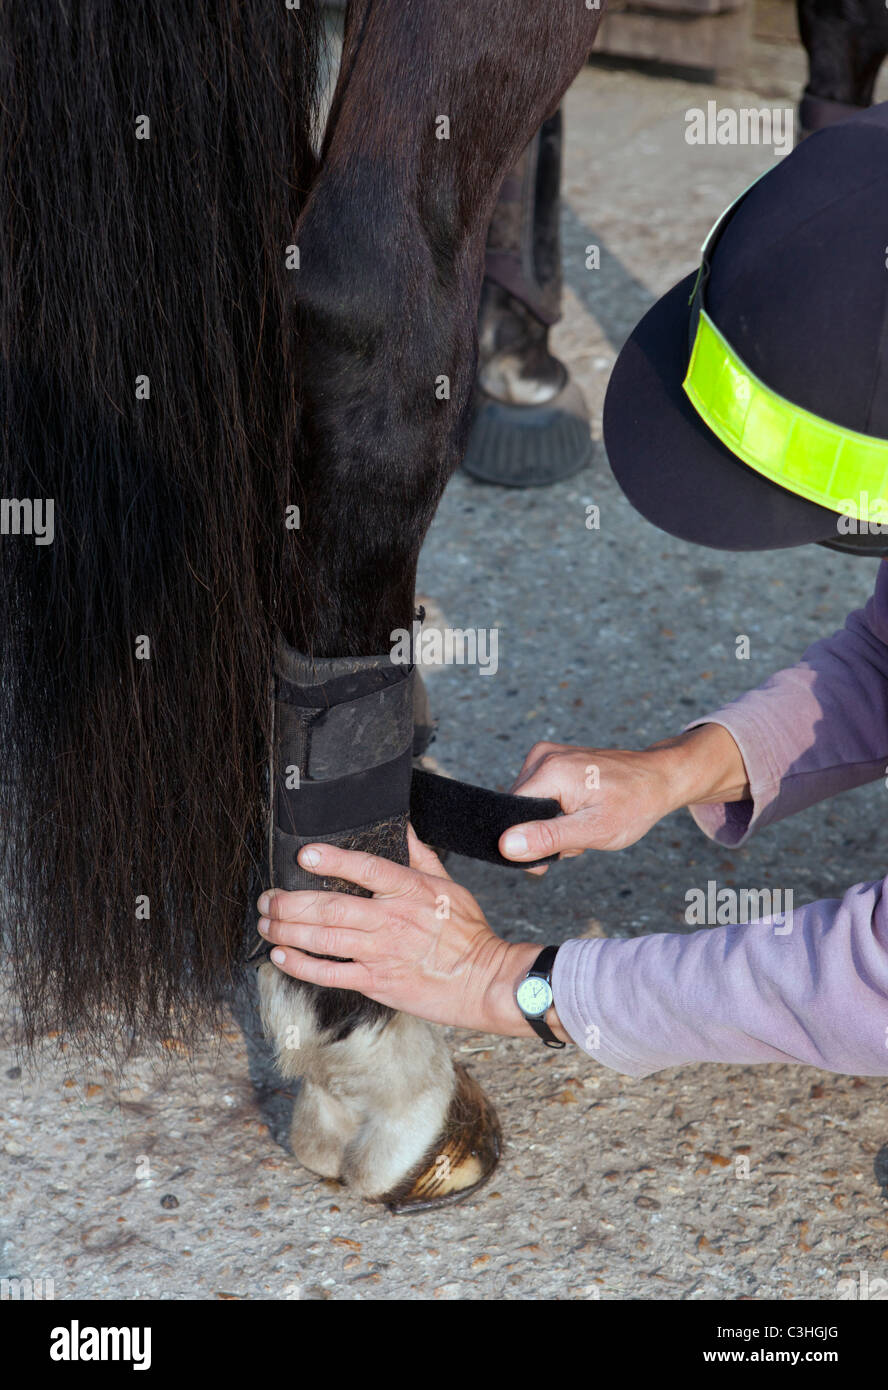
[256,828,537,1035]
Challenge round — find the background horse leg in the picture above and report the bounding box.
[462,109,594,488]
[256,0,602,1207]
[797,0,888,135]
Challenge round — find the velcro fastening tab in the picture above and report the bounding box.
[410,767,561,869]
[276,744,414,837]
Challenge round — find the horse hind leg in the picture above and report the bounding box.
[256,645,500,1208]
[261,0,601,1208]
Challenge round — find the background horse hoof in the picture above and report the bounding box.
[379,1064,502,1214]
[461,376,593,488]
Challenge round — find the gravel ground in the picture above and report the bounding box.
[3,60,888,1303]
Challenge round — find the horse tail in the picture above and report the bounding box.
[0,1,323,1051]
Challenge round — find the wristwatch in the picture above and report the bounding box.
[515,945,565,1049]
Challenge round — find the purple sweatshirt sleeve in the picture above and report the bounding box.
[552,562,888,1077]
[687,559,888,847]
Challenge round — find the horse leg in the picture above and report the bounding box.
[256,0,602,1207]
[797,0,888,135]
[463,109,594,488]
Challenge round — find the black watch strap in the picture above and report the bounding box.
[528,1015,565,1049]
[523,945,566,1050]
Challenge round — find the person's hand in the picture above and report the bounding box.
[500,723,750,873]
[256,827,552,1037]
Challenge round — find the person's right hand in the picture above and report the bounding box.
[499,724,749,873]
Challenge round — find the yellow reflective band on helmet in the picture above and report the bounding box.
[683,308,888,522]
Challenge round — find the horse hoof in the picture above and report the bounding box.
[380,1064,502,1213]
[461,377,592,488]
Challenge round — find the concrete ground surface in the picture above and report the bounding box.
[4,58,888,1302]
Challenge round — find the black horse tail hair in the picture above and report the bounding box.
[0,1,323,1053]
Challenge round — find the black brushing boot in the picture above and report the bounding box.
[462,107,593,487]
[269,640,415,896]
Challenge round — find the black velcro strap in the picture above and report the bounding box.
[409,767,561,869]
[276,743,414,838]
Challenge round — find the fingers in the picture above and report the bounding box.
[273,842,420,900]
[499,807,595,864]
[258,889,383,960]
[264,943,370,991]
[256,840,441,959]
[261,886,383,929]
[260,915,368,962]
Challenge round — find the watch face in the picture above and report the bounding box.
[516,975,553,1018]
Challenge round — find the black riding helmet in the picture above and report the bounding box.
[602,101,888,557]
